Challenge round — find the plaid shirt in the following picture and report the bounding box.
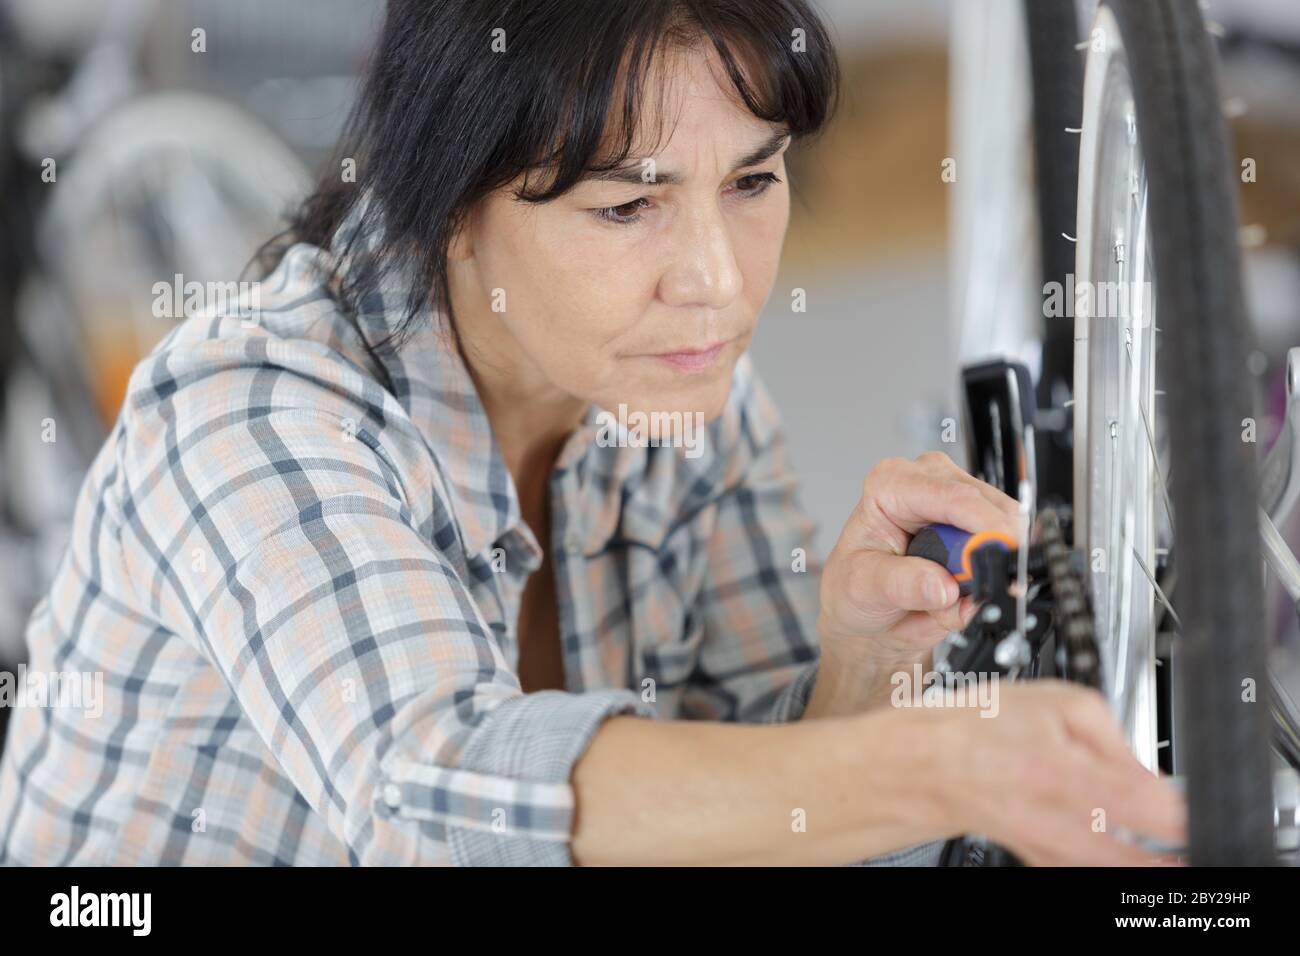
[0,205,940,867]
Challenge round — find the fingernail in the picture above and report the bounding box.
[925,577,953,608]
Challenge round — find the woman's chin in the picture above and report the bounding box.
[595,371,735,422]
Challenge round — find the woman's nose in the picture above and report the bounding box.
[657,207,743,311]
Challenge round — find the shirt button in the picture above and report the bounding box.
[563,531,583,556]
[382,783,402,808]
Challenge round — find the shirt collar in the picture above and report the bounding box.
[325,193,616,564]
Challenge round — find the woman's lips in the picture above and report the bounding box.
[649,340,730,373]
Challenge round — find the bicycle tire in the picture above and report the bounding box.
[1096,0,1274,865]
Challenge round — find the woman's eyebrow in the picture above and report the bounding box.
[579,129,791,186]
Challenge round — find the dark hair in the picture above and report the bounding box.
[260,0,840,385]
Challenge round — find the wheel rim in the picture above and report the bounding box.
[1073,5,1169,770]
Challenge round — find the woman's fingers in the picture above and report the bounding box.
[1016,821,1183,867]
[846,549,959,614]
[928,594,977,633]
[821,452,1017,648]
[913,450,1021,515]
[1089,764,1189,848]
[860,458,1022,546]
[940,683,1190,866]
[882,610,958,652]
[1017,759,1187,865]
[1059,687,1158,770]
[1035,686,1188,845]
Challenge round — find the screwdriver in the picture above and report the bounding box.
[906,523,1017,596]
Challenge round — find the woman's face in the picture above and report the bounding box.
[447,44,791,425]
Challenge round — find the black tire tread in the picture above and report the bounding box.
[1104,0,1274,865]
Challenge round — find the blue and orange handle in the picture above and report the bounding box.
[906,523,1017,595]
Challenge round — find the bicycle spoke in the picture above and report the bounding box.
[1125,337,1176,536]
[1133,546,1183,633]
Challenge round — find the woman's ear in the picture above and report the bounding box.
[447,210,474,262]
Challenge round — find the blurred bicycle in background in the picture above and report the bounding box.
[0,0,382,746]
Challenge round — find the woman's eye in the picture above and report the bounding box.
[590,173,780,226]
[593,197,651,225]
[733,171,781,196]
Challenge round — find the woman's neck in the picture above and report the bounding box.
[452,317,588,534]
[443,251,590,530]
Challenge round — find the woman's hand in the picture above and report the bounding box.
[906,680,1187,865]
[814,451,1021,694]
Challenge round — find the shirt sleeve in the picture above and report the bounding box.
[682,360,824,724]
[119,342,654,866]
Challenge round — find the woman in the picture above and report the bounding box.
[0,0,1183,866]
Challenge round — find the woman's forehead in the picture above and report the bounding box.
[598,45,780,168]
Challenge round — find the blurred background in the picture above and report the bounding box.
[0,0,1297,751]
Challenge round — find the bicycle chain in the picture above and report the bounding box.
[1036,508,1102,690]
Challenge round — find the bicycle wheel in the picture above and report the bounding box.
[36,91,309,430]
[1073,0,1275,864]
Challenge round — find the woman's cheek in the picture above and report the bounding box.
[529,294,625,386]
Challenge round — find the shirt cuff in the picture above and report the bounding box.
[764,659,821,724]
[378,688,655,866]
[852,839,945,866]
